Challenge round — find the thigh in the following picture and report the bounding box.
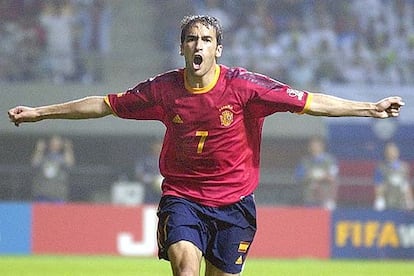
[168,240,203,276]
[168,241,202,275]
[205,196,257,274]
[157,196,207,260]
[205,222,255,275]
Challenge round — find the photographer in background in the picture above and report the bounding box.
[31,135,75,202]
[374,142,414,211]
[295,136,338,210]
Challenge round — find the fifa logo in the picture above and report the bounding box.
[335,220,414,248]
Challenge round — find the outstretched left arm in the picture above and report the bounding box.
[304,93,404,118]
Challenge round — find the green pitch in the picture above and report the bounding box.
[0,256,412,276]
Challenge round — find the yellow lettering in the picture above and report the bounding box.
[336,221,364,247]
[364,221,379,247]
[336,221,351,247]
[351,223,362,247]
[378,222,399,248]
[336,220,405,249]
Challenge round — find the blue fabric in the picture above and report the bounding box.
[157,195,257,273]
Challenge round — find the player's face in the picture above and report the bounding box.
[180,22,223,84]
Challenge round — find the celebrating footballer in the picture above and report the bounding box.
[8,15,404,276]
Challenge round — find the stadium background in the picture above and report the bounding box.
[1,0,414,263]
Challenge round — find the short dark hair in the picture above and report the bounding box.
[180,15,223,45]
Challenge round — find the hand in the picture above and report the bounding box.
[374,97,404,118]
[8,106,41,127]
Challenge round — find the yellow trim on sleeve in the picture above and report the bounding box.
[299,92,313,114]
[184,65,220,94]
[104,95,118,116]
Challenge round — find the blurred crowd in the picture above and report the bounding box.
[2,1,413,87]
[0,0,111,84]
[162,0,414,87]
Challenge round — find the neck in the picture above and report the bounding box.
[185,65,218,89]
[184,65,220,93]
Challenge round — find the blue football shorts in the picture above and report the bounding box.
[157,194,257,274]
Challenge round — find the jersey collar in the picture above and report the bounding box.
[184,65,220,94]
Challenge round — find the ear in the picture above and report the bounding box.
[215,45,223,58]
[179,45,184,56]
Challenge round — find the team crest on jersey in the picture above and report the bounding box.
[287,88,304,100]
[219,105,234,127]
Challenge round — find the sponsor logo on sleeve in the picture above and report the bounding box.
[287,89,304,101]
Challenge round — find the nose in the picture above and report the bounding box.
[195,37,203,50]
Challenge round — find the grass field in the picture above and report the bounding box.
[0,256,413,276]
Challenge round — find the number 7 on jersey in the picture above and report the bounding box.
[195,131,208,154]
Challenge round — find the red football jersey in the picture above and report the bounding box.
[105,65,312,207]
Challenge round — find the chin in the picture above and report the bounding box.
[193,69,206,76]
[188,68,206,77]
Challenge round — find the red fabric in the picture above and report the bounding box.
[106,65,310,207]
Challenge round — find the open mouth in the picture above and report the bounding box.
[193,54,203,69]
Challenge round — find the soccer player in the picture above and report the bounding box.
[8,15,404,276]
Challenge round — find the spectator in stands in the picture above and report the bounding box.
[392,25,413,85]
[313,39,343,85]
[279,17,310,85]
[151,0,195,70]
[341,37,376,84]
[101,0,414,87]
[0,19,19,82]
[193,0,234,31]
[17,16,45,81]
[31,135,75,202]
[134,140,163,204]
[374,142,414,211]
[0,0,44,82]
[2,0,413,85]
[40,0,75,83]
[229,16,256,69]
[295,136,339,210]
[77,0,112,83]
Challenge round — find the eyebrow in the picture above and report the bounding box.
[186,34,213,40]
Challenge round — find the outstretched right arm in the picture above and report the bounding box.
[8,96,112,126]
